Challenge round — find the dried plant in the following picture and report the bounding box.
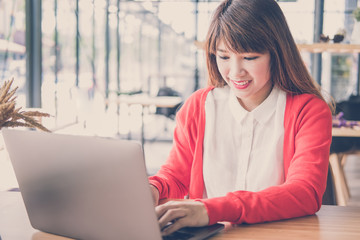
[0,78,51,132]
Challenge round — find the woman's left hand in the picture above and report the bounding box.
[155,200,209,236]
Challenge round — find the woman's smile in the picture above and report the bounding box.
[230,79,252,89]
[216,40,272,111]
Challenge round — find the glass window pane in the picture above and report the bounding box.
[0,0,26,107]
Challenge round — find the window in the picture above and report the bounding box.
[0,0,26,107]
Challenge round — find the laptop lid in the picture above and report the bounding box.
[3,128,162,240]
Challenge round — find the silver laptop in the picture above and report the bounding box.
[3,128,223,240]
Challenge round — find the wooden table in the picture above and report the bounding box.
[332,126,360,137]
[213,205,360,240]
[1,192,360,240]
[106,94,182,146]
[297,43,360,53]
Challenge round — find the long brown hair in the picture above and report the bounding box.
[205,0,333,109]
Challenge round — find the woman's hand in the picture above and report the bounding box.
[150,185,160,206]
[155,200,209,236]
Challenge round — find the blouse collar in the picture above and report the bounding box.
[228,86,281,125]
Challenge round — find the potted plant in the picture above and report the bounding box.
[0,78,51,150]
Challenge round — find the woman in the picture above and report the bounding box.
[149,0,333,236]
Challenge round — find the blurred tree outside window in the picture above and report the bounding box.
[0,0,26,107]
[2,0,359,135]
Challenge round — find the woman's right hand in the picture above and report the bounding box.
[150,185,160,206]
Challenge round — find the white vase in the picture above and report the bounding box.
[351,21,360,44]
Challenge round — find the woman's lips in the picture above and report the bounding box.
[231,80,251,89]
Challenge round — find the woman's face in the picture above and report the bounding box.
[216,40,273,111]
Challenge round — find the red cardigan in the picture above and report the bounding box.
[149,86,332,225]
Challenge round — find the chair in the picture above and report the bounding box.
[322,167,336,205]
[328,95,360,205]
[155,86,183,120]
[148,86,183,141]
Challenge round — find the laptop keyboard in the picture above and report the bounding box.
[162,231,195,240]
[161,222,195,240]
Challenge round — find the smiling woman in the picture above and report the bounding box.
[215,43,272,111]
[148,0,333,236]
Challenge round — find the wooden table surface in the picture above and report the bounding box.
[332,126,360,137]
[106,94,183,108]
[1,192,360,240]
[104,94,182,146]
[212,206,360,240]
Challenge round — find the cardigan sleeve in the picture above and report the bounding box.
[148,89,205,200]
[199,95,333,225]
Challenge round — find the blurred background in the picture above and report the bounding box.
[1,1,360,192]
[1,0,360,136]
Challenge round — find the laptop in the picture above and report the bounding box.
[2,128,224,240]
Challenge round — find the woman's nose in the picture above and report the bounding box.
[229,60,246,79]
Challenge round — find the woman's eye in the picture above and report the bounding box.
[218,55,229,60]
[244,56,258,61]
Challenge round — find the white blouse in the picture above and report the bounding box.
[203,86,286,198]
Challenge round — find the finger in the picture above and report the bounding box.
[158,208,186,230]
[161,219,186,236]
[155,203,168,220]
[155,201,180,219]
